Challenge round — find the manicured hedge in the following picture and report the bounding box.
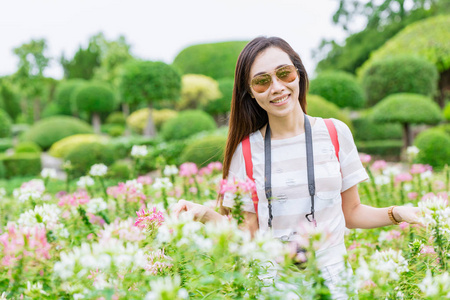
[14,141,41,154]
[180,135,227,167]
[54,79,86,115]
[173,41,247,80]
[309,71,365,109]
[49,134,108,158]
[160,110,216,141]
[21,116,94,150]
[306,95,353,130]
[204,77,233,116]
[64,142,115,177]
[74,82,118,114]
[353,110,403,141]
[0,153,41,178]
[414,128,450,170]
[356,140,403,158]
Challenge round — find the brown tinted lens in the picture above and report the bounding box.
[276,65,297,83]
[251,74,272,93]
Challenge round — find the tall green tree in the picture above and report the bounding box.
[119,61,181,137]
[60,39,101,80]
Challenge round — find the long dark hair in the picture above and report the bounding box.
[222,37,309,181]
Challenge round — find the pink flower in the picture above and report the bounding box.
[407,192,418,200]
[189,187,198,194]
[385,230,402,241]
[421,192,436,201]
[359,154,372,164]
[433,180,445,190]
[134,207,164,231]
[199,162,223,176]
[395,173,413,183]
[58,190,90,207]
[179,162,198,177]
[107,181,146,203]
[437,192,448,201]
[371,160,387,171]
[420,245,436,255]
[399,222,409,230]
[145,249,173,275]
[238,178,256,195]
[348,241,361,251]
[410,164,432,174]
[88,213,105,226]
[219,179,237,195]
[137,175,153,185]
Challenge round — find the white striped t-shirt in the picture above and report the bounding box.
[223,117,368,268]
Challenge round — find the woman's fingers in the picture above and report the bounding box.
[172,200,190,217]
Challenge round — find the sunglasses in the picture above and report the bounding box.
[250,65,298,93]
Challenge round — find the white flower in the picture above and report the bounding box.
[406,146,419,160]
[25,281,48,296]
[370,249,408,281]
[152,177,173,190]
[89,164,108,177]
[383,166,402,177]
[85,197,108,214]
[163,165,178,176]
[73,294,85,300]
[131,145,148,158]
[0,292,7,300]
[0,187,6,198]
[13,179,45,203]
[77,176,95,188]
[17,204,61,232]
[374,175,390,185]
[41,168,57,179]
[145,276,188,300]
[420,170,433,180]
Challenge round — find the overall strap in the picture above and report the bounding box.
[324,119,340,162]
[242,136,259,216]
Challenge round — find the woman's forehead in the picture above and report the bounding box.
[250,47,292,77]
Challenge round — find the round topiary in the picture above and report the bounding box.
[15,141,42,154]
[204,77,233,116]
[160,110,217,141]
[106,111,126,125]
[180,135,227,167]
[126,108,179,133]
[306,95,353,130]
[352,109,403,142]
[64,142,115,177]
[0,108,12,138]
[74,82,117,114]
[54,79,86,115]
[173,41,248,80]
[21,116,94,150]
[102,124,125,137]
[41,102,63,119]
[360,55,438,106]
[309,71,365,109]
[49,134,108,158]
[414,128,450,170]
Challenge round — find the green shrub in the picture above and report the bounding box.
[54,79,86,115]
[41,102,63,119]
[173,41,248,80]
[0,160,5,179]
[106,112,126,125]
[143,140,187,171]
[0,81,21,121]
[108,136,158,161]
[49,134,108,158]
[106,161,132,180]
[309,71,365,109]
[356,140,403,158]
[15,141,42,154]
[161,110,217,141]
[0,138,13,152]
[74,82,118,114]
[101,124,125,137]
[360,55,438,106]
[306,95,353,130]
[64,142,115,177]
[0,153,41,178]
[414,128,450,170]
[204,77,233,116]
[127,108,178,133]
[180,135,227,167]
[0,108,12,138]
[444,102,450,121]
[21,116,94,150]
[353,110,403,141]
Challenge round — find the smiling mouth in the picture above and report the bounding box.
[271,95,289,104]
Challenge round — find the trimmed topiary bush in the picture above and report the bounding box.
[49,134,108,158]
[15,141,41,154]
[106,161,132,180]
[54,79,86,115]
[0,153,41,178]
[0,108,12,138]
[204,77,233,118]
[353,109,403,141]
[126,108,178,133]
[180,135,227,167]
[41,102,63,119]
[106,112,126,125]
[21,116,94,150]
[372,93,442,148]
[414,128,450,170]
[306,95,353,130]
[309,71,365,109]
[64,142,115,177]
[101,124,125,137]
[173,41,247,80]
[160,110,217,141]
[356,140,403,158]
[361,56,438,106]
[177,74,221,110]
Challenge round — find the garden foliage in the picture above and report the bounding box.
[180,135,227,167]
[306,94,353,130]
[0,108,12,138]
[414,128,450,170]
[160,110,217,141]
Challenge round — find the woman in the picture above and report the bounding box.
[173,36,420,298]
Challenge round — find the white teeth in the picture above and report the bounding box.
[272,95,288,103]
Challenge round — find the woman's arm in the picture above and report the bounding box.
[341,185,421,229]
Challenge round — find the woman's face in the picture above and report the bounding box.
[248,47,301,119]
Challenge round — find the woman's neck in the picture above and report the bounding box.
[266,112,305,140]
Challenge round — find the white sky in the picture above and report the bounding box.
[0,0,351,79]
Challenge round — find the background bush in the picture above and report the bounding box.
[356,140,403,158]
[309,71,365,108]
[14,141,42,154]
[0,138,13,152]
[54,79,86,115]
[101,124,124,137]
[180,135,227,167]
[64,142,115,177]
[0,153,41,178]
[204,77,233,117]
[0,108,12,138]
[414,128,450,170]
[74,82,118,114]
[21,116,93,150]
[0,81,21,121]
[160,110,216,141]
[306,94,353,130]
[353,110,403,141]
[106,160,132,180]
[126,108,178,133]
[49,134,108,158]
[444,102,450,121]
[108,136,157,161]
[172,41,247,80]
[361,55,438,106]
[106,111,126,125]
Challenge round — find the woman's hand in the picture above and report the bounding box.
[171,199,226,224]
[393,206,422,224]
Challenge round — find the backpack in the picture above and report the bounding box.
[242,119,340,217]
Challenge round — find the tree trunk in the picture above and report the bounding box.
[33,98,41,121]
[437,69,450,109]
[92,112,101,134]
[143,103,156,137]
[122,103,131,137]
[403,122,412,148]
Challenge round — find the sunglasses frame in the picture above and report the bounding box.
[249,65,299,94]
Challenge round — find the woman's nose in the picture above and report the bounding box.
[270,75,284,93]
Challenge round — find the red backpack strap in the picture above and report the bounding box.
[242,136,259,216]
[324,119,340,161]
